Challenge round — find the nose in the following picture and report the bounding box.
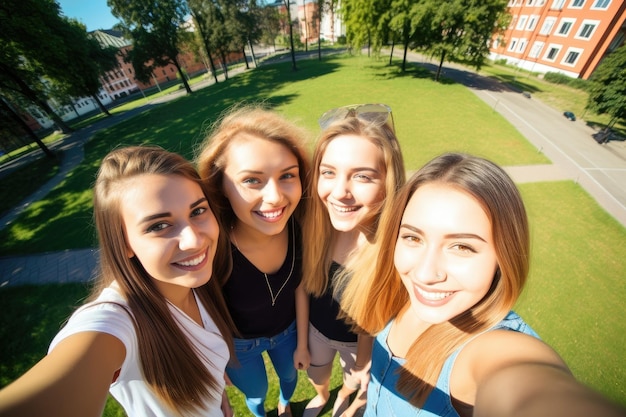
[263,179,282,204]
[330,176,352,200]
[413,247,446,284]
[179,223,204,251]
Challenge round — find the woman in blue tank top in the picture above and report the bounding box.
[338,153,625,417]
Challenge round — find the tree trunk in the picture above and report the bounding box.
[0,96,56,159]
[248,39,258,67]
[220,51,229,80]
[173,58,192,94]
[242,47,250,69]
[286,0,297,71]
[92,94,111,116]
[389,40,395,66]
[436,50,446,82]
[318,15,322,60]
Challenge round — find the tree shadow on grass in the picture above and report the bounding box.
[0,58,340,255]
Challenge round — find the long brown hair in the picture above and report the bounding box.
[92,146,236,416]
[302,116,406,296]
[340,153,530,405]
[195,105,311,286]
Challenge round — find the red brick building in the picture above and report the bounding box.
[489,0,626,79]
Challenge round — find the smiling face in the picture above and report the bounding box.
[317,134,386,233]
[221,135,302,238]
[121,174,219,295]
[394,183,499,325]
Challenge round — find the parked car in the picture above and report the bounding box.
[563,111,576,121]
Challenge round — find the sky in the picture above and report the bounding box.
[57,0,121,32]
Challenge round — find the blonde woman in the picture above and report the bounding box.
[197,106,312,417]
[340,152,626,417]
[301,104,405,417]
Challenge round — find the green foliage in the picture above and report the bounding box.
[586,44,626,127]
[109,0,192,92]
[543,72,588,90]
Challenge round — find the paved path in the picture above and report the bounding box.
[1,50,625,288]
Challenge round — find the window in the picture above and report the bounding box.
[540,17,557,35]
[518,38,528,53]
[569,0,585,7]
[576,20,599,39]
[508,38,519,51]
[591,0,610,8]
[517,16,528,30]
[544,44,561,61]
[552,0,566,8]
[529,41,545,58]
[556,18,576,36]
[562,48,582,65]
[527,15,539,30]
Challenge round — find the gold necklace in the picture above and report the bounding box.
[231,219,296,306]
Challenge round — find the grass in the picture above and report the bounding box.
[0,53,625,414]
[0,153,61,216]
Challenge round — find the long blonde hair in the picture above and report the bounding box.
[340,153,529,405]
[301,117,405,296]
[92,146,236,416]
[195,105,311,286]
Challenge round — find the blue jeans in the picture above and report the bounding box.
[226,321,298,417]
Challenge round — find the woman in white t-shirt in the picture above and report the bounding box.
[0,146,236,417]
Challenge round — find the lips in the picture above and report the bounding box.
[173,251,208,270]
[331,202,360,213]
[254,207,285,221]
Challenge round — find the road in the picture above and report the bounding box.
[401,51,626,227]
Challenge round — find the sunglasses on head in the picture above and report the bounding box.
[318,103,395,132]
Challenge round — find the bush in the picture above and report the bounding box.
[544,72,588,90]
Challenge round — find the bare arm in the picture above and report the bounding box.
[474,362,626,417]
[464,331,626,417]
[293,283,311,370]
[0,331,125,417]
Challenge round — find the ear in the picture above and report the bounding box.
[126,245,134,259]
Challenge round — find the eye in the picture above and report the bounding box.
[146,222,170,233]
[242,177,261,185]
[320,169,334,177]
[451,243,476,253]
[281,171,299,180]
[399,232,422,246]
[354,173,373,182]
[191,206,208,217]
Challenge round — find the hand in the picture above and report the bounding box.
[351,361,371,392]
[293,346,310,370]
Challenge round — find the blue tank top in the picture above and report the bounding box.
[365,311,539,417]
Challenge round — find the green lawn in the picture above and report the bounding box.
[0,54,624,415]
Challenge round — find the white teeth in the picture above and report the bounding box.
[177,253,206,267]
[416,286,452,301]
[258,209,283,219]
[332,204,358,213]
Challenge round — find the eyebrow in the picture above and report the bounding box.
[138,197,208,225]
[319,162,381,173]
[399,224,487,243]
[236,164,300,175]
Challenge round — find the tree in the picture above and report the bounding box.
[108,0,193,94]
[0,0,75,136]
[257,4,282,51]
[51,19,120,117]
[587,44,626,129]
[283,0,298,71]
[418,0,509,81]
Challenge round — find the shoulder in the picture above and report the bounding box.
[451,323,568,407]
[49,286,135,354]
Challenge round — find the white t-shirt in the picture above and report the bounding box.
[49,285,229,417]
